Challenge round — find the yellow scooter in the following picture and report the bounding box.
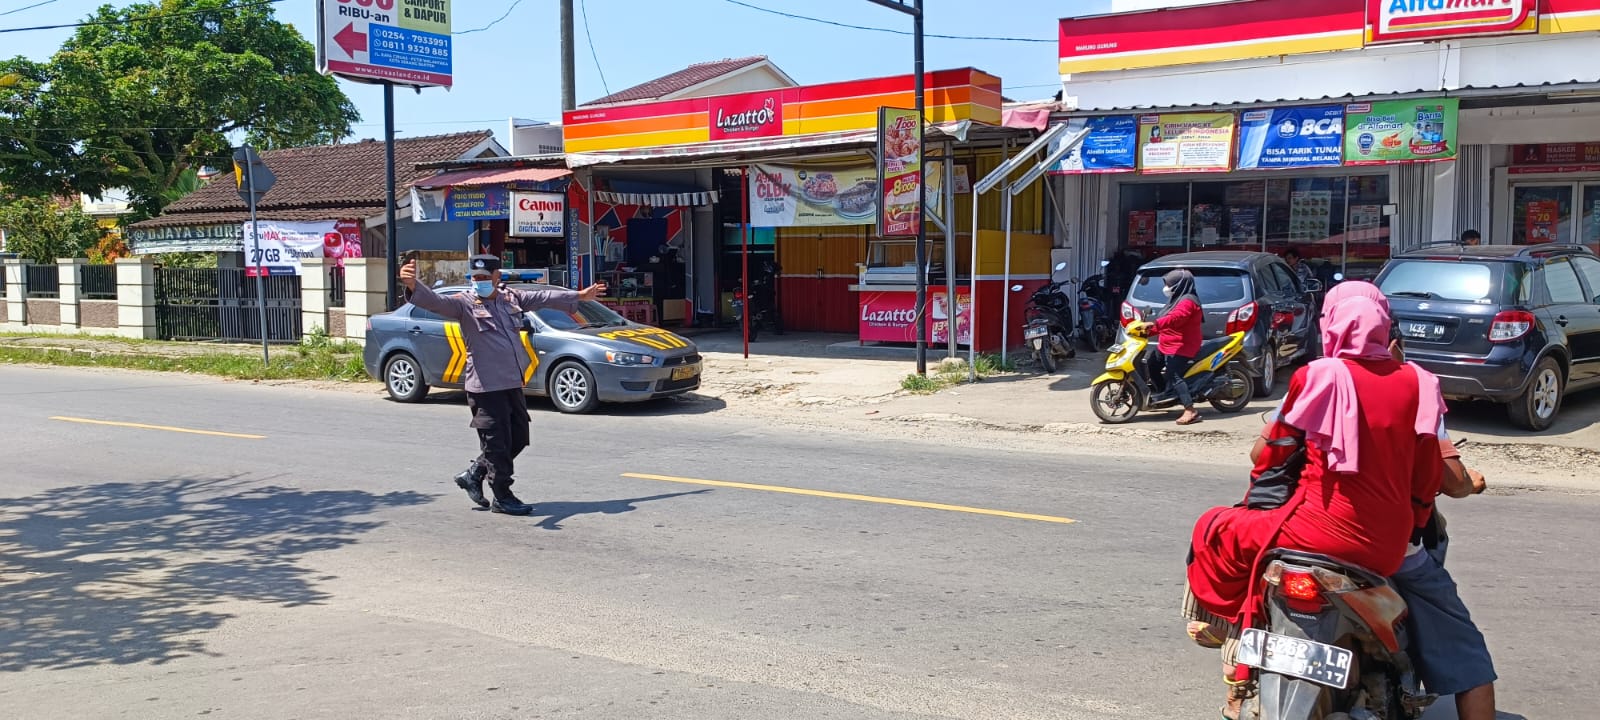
[1089,322,1255,423]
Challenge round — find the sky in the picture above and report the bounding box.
[2,0,1114,142]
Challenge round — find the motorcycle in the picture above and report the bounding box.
[1018,263,1077,373]
[731,260,782,341]
[1088,321,1254,423]
[1077,259,1118,353]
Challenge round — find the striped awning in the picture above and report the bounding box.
[592,190,720,206]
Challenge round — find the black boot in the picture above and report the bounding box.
[489,486,533,516]
[454,462,489,508]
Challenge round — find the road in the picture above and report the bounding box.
[0,365,1589,719]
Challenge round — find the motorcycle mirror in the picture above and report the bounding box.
[1054,262,1068,271]
[1100,259,1111,267]
[1010,284,1024,292]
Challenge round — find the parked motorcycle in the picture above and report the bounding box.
[1018,263,1077,373]
[1077,259,1118,353]
[1089,321,1254,423]
[731,260,782,341]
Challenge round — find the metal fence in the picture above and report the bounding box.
[25,265,60,298]
[155,267,302,343]
[80,264,118,299]
[329,266,346,308]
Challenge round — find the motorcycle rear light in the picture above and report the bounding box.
[1226,302,1258,335]
[1120,302,1141,327]
[1488,310,1535,342]
[1280,570,1321,602]
[1080,299,1093,310]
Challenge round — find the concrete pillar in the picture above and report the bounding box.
[57,257,85,329]
[115,257,158,339]
[2,258,26,328]
[342,257,389,345]
[300,257,329,338]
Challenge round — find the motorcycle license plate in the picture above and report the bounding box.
[671,363,700,381]
[1235,628,1353,689]
[1024,326,1049,340]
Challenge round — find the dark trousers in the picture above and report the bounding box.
[466,388,530,501]
[1161,352,1196,409]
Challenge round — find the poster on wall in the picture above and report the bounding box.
[1156,209,1186,247]
[1344,99,1458,165]
[411,188,446,223]
[1052,116,1138,174]
[877,107,924,237]
[446,186,510,221]
[329,219,364,267]
[1128,210,1157,247]
[1526,200,1561,243]
[952,164,972,193]
[749,163,879,228]
[510,191,565,237]
[1289,191,1332,242]
[243,220,337,277]
[1237,105,1344,170]
[859,288,972,345]
[1192,204,1223,247]
[1138,113,1235,174]
[1227,207,1261,245]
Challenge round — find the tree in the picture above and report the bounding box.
[0,196,102,264]
[0,0,358,217]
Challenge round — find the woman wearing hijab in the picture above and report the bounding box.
[1146,269,1205,425]
[1181,281,1445,719]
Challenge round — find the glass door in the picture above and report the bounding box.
[1582,184,1600,253]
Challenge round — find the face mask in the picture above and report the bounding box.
[472,279,495,297]
[1162,286,1175,298]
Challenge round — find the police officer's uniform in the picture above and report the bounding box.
[407,255,581,514]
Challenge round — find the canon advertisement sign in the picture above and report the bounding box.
[510,191,565,238]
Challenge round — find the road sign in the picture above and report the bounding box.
[316,0,453,88]
[232,146,276,204]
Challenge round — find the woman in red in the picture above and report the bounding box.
[1148,270,1205,425]
[1182,281,1444,717]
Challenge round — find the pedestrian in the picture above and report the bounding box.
[400,255,606,515]
[1460,229,1482,246]
[1145,269,1205,425]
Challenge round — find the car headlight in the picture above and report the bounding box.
[605,350,656,366]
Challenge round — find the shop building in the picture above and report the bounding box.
[561,65,1056,352]
[1050,0,1600,282]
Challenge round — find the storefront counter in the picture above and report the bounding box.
[849,279,1045,352]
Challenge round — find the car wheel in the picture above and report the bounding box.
[383,352,429,403]
[548,361,600,414]
[1253,346,1277,398]
[1508,356,1563,431]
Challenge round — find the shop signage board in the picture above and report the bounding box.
[1510,142,1600,173]
[1237,105,1345,170]
[1058,0,1367,75]
[877,107,923,238]
[859,288,972,345]
[1343,98,1458,165]
[510,192,565,237]
[243,220,338,277]
[748,163,879,228]
[563,68,1001,154]
[446,186,509,221]
[317,0,453,88]
[128,222,244,254]
[1138,113,1236,174]
[1366,0,1538,45]
[1051,116,1138,174]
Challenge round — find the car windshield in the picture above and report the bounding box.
[533,299,630,330]
[1130,269,1250,306]
[1378,261,1500,303]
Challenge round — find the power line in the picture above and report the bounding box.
[0,0,61,18]
[720,0,1053,43]
[455,0,528,35]
[581,0,610,96]
[0,0,283,34]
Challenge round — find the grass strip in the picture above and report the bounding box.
[900,354,1015,394]
[0,345,371,383]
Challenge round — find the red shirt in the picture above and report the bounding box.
[1152,297,1203,357]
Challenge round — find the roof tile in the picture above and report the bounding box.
[584,56,768,106]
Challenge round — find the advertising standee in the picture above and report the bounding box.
[877,107,924,238]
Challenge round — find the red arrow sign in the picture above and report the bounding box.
[334,23,367,58]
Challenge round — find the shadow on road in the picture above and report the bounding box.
[0,476,431,672]
[410,390,729,417]
[512,489,713,531]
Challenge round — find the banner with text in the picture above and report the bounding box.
[748,163,879,228]
[877,107,924,237]
[243,220,337,277]
[1237,105,1345,170]
[859,288,972,346]
[1138,113,1235,174]
[510,191,565,237]
[1052,116,1138,174]
[1344,98,1458,165]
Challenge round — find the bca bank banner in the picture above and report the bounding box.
[1237,105,1345,170]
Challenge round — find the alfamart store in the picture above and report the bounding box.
[1049,0,1600,281]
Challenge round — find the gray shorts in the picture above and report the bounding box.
[1392,552,1498,696]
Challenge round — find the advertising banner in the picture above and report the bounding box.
[1051,116,1138,174]
[446,186,509,221]
[748,163,879,228]
[859,288,972,346]
[1237,105,1345,170]
[1344,99,1458,165]
[877,107,924,237]
[1510,142,1600,174]
[510,191,565,237]
[1367,0,1537,45]
[1138,113,1235,174]
[243,220,337,277]
[1526,200,1561,243]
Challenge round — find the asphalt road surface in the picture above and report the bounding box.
[0,366,1589,719]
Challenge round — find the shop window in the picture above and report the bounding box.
[1264,177,1349,263]
[1190,180,1264,249]
[1512,185,1573,245]
[1118,182,1190,260]
[1580,185,1600,253]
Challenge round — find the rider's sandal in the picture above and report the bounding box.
[1186,621,1225,649]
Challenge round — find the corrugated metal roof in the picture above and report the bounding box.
[415,166,571,188]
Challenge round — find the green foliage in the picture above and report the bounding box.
[899,355,1016,394]
[0,0,358,216]
[0,196,102,263]
[0,343,369,383]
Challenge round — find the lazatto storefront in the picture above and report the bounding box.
[1049,0,1600,283]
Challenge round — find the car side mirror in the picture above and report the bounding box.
[1303,280,1323,293]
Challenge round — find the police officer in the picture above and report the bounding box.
[400,255,606,515]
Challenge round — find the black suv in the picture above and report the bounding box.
[1375,244,1600,431]
[1123,251,1321,397]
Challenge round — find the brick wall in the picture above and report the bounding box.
[328,309,346,340]
[25,299,59,326]
[81,300,119,328]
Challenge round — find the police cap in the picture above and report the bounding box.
[468,254,502,277]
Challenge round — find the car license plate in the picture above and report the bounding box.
[1235,628,1353,689]
[671,363,700,381]
[1403,321,1445,340]
[1024,326,1049,340]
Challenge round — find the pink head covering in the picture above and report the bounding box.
[1282,281,1443,472]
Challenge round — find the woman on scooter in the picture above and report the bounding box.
[1181,281,1445,719]
[1148,270,1205,425]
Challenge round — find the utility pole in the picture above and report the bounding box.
[560,0,576,111]
[866,0,926,375]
